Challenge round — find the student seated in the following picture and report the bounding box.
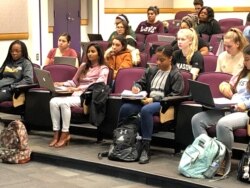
[135,6,164,37]
[171,15,209,55]
[196,6,221,40]
[0,40,33,103]
[108,14,136,41]
[172,28,204,80]
[216,28,249,80]
[49,43,109,148]
[192,44,250,168]
[118,45,184,164]
[105,35,133,79]
[44,32,79,66]
[106,20,140,66]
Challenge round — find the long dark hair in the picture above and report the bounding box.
[234,44,250,90]
[0,40,31,78]
[83,43,105,75]
[198,6,214,22]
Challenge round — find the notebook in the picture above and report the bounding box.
[87,34,103,41]
[54,56,77,67]
[121,90,147,100]
[188,79,237,109]
[34,68,72,94]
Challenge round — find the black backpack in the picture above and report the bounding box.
[237,141,250,183]
[98,115,141,162]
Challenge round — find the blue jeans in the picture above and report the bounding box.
[118,102,161,140]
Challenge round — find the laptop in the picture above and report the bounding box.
[157,35,176,43]
[54,56,77,67]
[34,68,72,94]
[87,33,103,41]
[188,79,237,109]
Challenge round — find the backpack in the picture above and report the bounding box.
[0,120,31,164]
[178,134,230,179]
[98,115,141,162]
[237,141,250,183]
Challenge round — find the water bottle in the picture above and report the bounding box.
[203,160,220,178]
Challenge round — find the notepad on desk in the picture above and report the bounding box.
[121,90,147,100]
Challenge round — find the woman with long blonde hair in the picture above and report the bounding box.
[172,28,204,80]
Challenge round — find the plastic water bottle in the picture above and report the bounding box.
[203,160,220,178]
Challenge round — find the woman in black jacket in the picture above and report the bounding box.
[196,6,221,40]
[118,45,184,164]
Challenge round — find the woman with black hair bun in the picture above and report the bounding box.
[135,6,164,36]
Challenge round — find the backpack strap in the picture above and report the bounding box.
[209,148,231,182]
[97,151,109,159]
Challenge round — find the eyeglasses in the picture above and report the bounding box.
[10,50,22,54]
[116,26,124,29]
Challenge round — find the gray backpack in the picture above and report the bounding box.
[178,134,230,179]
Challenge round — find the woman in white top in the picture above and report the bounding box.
[216,28,249,78]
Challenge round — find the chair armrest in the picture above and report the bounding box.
[161,95,191,106]
[160,95,191,113]
[13,83,39,92]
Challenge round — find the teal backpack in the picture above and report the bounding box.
[178,134,231,179]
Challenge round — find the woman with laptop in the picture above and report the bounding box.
[192,44,250,169]
[49,43,109,148]
[44,32,79,67]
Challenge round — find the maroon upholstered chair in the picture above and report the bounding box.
[203,55,218,72]
[137,52,148,68]
[167,19,181,35]
[43,64,77,82]
[218,18,244,33]
[209,33,224,55]
[174,11,193,20]
[112,67,145,94]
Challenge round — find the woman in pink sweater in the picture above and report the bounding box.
[49,43,109,148]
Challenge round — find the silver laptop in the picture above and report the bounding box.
[54,56,77,67]
[34,68,72,94]
[157,35,176,43]
[188,79,237,109]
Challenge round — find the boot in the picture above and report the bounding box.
[139,140,150,164]
[54,132,70,148]
[48,131,60,147]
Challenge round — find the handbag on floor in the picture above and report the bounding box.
[0,120,31,164]
[237,141,250,183]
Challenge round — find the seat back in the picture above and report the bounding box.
[167,19,181,35]
[219,18,244,33]
[175,11,192,20]
[113,67,145,93]
[43,64,77,82]
[203,55,218,72]
[209,33,224,55]
[181,70,193,95]
[138,52,148,68]
[196,72,232,98]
